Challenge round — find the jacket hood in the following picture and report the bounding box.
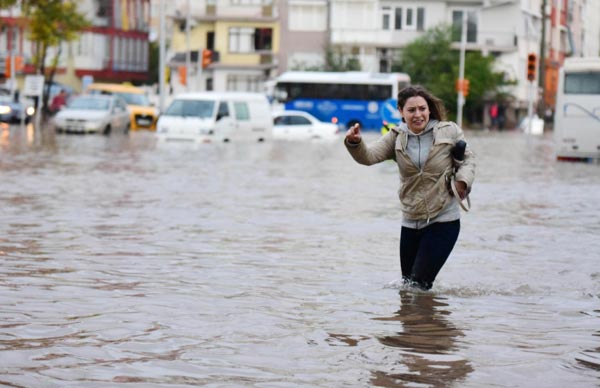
[398,119,439,136]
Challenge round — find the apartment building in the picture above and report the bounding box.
[164,0,279,95]
[280,0,600,117]
[278,0,329,71]
[0,0,151,94]
[325,0,544,114]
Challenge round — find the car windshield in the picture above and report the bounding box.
[164,100,215,118]
[114,92,151,106]
[89,90,151,106]
[68,97,110,110]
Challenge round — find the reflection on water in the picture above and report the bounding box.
[1,128,600,386]
[576,309,600,378]
[371,290,472,387]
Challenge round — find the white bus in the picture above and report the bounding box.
[554,57,600,160]
[273,71,411,131]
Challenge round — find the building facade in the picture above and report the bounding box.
[164,0,279,96]
[0,0,151,94]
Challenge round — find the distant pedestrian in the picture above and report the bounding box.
[344,85,476,290]
[50,90,68,114]
[498,102,506,130]
[489,102,499,130]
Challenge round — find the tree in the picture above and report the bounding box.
[1,0,89,115]
[290,45,361,72]
[393,25,513,126]
[324,46,361,72]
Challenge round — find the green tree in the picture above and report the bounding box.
[291,45,361,72]
[1,0,89,115]
[24,0,89,115]
[148,41,160,85]
[393,25,512,126]
[324,46,361,72]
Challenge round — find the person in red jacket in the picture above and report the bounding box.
[50,89,68,114]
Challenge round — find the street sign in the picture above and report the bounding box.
[380,98,401,123]
[23,75,45,97]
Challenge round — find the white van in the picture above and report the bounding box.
[156,92,273,143]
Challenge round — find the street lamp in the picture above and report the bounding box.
[456,11,467,128]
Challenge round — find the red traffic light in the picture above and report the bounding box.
[527,53,537,81]
[202,49,213,69]
[455,78,470,97]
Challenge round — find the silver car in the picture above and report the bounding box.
[53,95,130,134]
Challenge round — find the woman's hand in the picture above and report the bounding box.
[454,180,469,200]
[345,123,362,144]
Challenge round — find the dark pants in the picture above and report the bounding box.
[400,220,460,290]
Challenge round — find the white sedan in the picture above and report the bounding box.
[53,95,130,135]
[272,110,341,141]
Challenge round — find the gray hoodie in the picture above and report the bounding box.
[399,120,461,229]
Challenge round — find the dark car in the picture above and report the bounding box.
[0,94,36,124]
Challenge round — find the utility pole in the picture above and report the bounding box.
[185,0,191,92]
[159,0,166,112]
[538,0,547,118]
[9,7,16,100]
[456,11,467,128]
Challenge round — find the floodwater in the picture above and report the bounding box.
[1,123,599,387]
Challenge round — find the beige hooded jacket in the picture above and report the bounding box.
[345,121,476,221]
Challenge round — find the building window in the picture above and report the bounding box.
[227,74,262,92]
[417,8,425,31]
[395,8,402,30]
[289,3,327,31]
[229,27,254,53]
[228,27,272,53]
[255,28,272,51]
[381,6,391,30]
[452,10,478,43]
[394,7,425,31]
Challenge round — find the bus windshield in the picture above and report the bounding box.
[564,72,600,94]
[554,57,600,160]
[273,71,410,131]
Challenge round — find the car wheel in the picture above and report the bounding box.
[103,125,111,135]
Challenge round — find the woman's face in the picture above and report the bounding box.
[400,96,430,133]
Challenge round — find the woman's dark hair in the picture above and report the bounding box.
[397,85,446,121]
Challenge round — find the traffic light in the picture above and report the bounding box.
[202,49,213,69]
[455,78,470,97]
[178,65,187,86]
[4,55,24,78]
[527,53,537,81]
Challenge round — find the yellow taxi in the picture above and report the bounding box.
[85,83,158,130]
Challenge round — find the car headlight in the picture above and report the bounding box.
[84,121,103,130]
[26,106,35,116]
[54,116,65,126]
[0,106,12,115]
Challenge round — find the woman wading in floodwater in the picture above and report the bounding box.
[344,85,476,290]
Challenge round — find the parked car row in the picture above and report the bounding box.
[155,92,342,143]
[48,88,342,141]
